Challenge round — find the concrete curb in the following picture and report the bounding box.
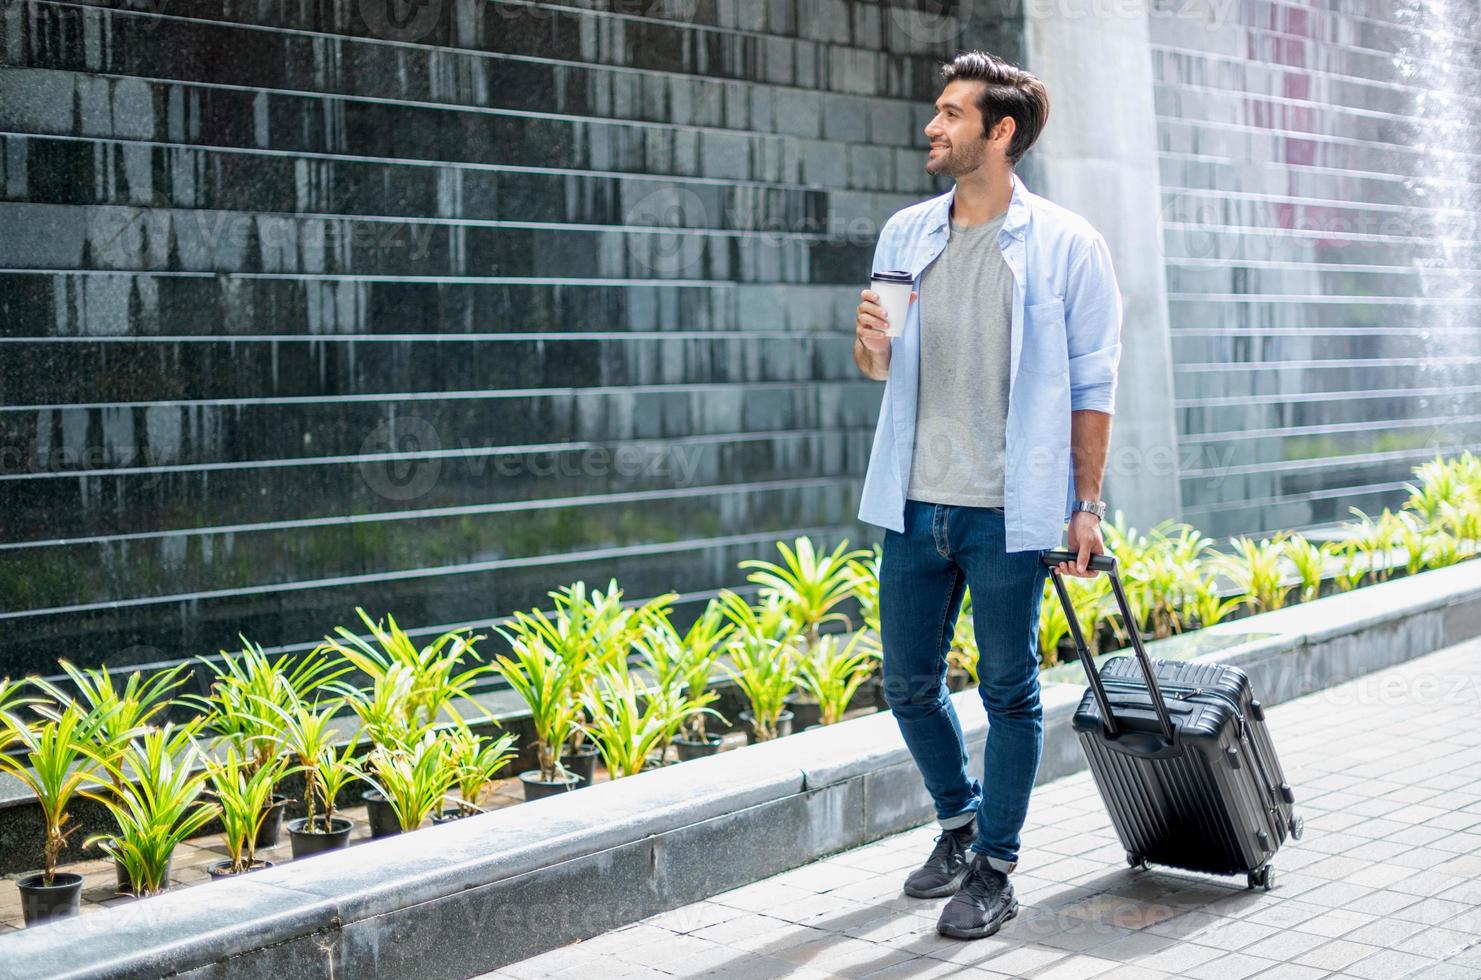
[4,561,1479,979]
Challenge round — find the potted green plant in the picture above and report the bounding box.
[662,600,733,760]
[0,701,114,925]
[488,626,582,800]
[526,581,676,785]
[1219,534,1292,613]
[739,536,869,652]
[81,722,217,897]
[183,636,350,851]
[357,731,458,833]
[723,629,800,744]
[579,659,720,778]
[316,608,490,728]
[32,659,194,887]
[432,723,518,823]
[329,664,421,838]
[202,746,300,878]
[252,691,356,857]
[796,632,878,728]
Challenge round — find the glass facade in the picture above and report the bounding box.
[1151,0,1481,537]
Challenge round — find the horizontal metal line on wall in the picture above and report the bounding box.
[1178,356,1481,371]
[0,522,846,623]
[0,425,872,482]
[1158,0,1481,68]
[1152,34,1481,100]
[1154,114,1481,170]
[2,378,874,413]
[1180,441,1481,479]
[1168,259,1481,278]
[1156,150,1477,194]
[1176,384,1481,408]
[35,0,958,86]
[1153,73,1478,131]
[0,474,860,552]
[14,65,927,153]
[0,131,855,196]
[0,270,743,285]
[1178,414,1481,446]
[1178,480,1413,517]
[1160,221,1481,250]
[1159,185,1458,219]
[1167,295,1481,306]
[0,204,861,244]
[0,331,855,343]
[1171,326,1481,336]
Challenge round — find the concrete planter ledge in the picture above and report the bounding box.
[5,560,1480,978]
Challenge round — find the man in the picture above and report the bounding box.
[853,50,1122,940]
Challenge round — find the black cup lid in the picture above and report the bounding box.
[870,270,913,284]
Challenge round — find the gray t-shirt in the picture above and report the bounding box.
[907,209,1014,508]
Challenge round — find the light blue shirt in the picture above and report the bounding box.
[857,172,1124,552]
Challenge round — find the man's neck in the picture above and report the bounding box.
[949,167,1014,227]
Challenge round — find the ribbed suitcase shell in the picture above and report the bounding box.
[1072,656,1297,877]
[1041,551,1300,886]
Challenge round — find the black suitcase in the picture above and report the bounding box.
[1041,550,1304,891]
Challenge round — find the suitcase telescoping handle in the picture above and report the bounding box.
[1040,550,1175,741]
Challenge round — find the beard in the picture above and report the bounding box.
[925,139,987,177]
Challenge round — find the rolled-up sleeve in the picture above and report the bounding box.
[1064,233,1123,414]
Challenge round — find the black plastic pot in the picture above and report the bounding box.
[673,734,723,761]
[362,788,403,838]
[287,816,354,858]
[562,743,599,787]
[788,697,823,730]
[430,807,471,826]
[18,872,83,927]
[254,793,290,849]
[738,709,794,745]
[113,854,173,894]
[206,859,275,880]
[518,769,583,801]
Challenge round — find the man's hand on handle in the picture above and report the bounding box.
[1055,511,1105,578]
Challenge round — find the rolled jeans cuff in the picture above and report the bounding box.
[938,810,977,831]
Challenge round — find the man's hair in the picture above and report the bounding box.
[939,51,1049,165]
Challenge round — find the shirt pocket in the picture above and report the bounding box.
[1019,297,1069,377]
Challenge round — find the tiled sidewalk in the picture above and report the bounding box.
[490,636,1481,980]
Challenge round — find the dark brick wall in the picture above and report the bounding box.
[0,0,1000,676]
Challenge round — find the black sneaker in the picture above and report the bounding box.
[936,857,1018,939]
[902,823,977,898]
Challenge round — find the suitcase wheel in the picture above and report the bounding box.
[1247,866,1275,891]
[1125,851,1149,871]
[1289,815,1304,841]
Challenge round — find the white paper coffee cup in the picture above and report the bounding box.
[870,270,913,338]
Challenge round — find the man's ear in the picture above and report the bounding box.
[989,115,1016,148]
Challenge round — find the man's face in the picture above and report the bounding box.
[924,80,1010,176]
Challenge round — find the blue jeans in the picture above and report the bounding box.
[879,498,1049,873]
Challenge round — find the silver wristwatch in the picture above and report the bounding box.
[1071,499,1107,520]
